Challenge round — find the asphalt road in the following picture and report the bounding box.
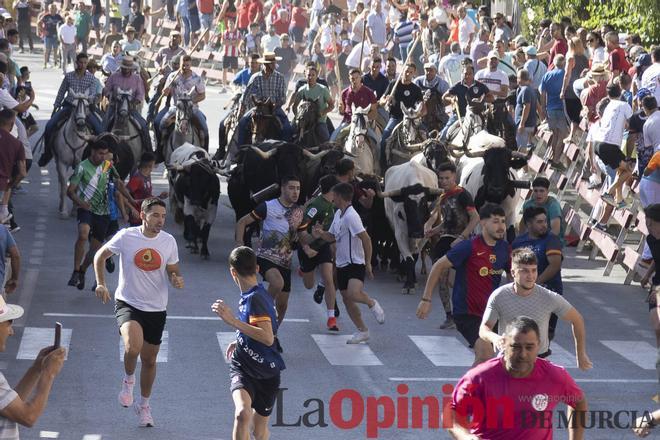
[2,49,658,440]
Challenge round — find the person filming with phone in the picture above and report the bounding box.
[0,296,66,438]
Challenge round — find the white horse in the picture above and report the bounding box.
[163,87,206,166]
[107,88,150,179]
[53,90,96,217]
[345,104,380,175]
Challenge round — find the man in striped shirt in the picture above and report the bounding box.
[394,11,418,62]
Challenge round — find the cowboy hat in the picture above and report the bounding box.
[588,63,609,77]
[120,56,136,69]
[257,52,282,64]
[0,296,24,323]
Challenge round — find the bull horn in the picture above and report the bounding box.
[80,134,96,141]
[250,146,278,160]
[302,149,329,160]
[115,134,133,141]
[426,187,443,195]
[464,149,485,158]
[448,148,463,158]
[377,188,402,198]
[511,150,530,160]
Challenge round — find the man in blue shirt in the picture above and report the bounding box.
[213,246,285,440]
[233,54,260,88]
[514,68,539,149]
[540,54,568,170]
[513,206,564,341]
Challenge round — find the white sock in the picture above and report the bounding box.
[327,309,334,318]
[318,280,325,288]
[140,396,150,407]
[124,373,135,383]
[0,205,8,217]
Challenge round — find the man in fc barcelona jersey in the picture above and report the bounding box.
[417,203,511,365]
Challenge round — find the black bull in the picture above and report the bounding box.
[227,141,347,240]
[172,160,221,259]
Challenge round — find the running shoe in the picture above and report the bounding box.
[76,271,85,290]
[134,403,154,427]
[313,285,324,304]
[346,330,370,344]
[9,225,20,234]
[118,378,135,407]
[370,300,385,324]
[600,193,617,207]
[106,256,115,273]
[327,317,339,332]
[67,270,80,287]
[439,316,456,329]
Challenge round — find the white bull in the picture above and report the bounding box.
[379,160,441,294]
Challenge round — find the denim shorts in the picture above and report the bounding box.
[44,36,58,50]
[199,12,213,29]
[546,109,568,131]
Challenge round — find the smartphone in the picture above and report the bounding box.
[54,322,62,348]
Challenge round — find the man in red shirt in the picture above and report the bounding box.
[247,0,264,29]
[0,109,26,225]
[197,0,215,49]
[605,31,630,77]
[448,316,588,439]
[126,152,168,226]
[547,22,567,70]
[237,0,251,34]
[579,64,610,123]
[330,69,378,141]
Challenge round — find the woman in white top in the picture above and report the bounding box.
[586,31,607,67]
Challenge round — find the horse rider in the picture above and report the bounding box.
[154,54,208,161]
[147,55,180,126]
[439,62,492,141]
[379,62,425,171]
[154,31,186,72]
[102,56,150,150]
[330,68,378,142]
[235,52,292,147]
[288,62,334,143]
[475,50,517,149]
[288,61,335,135]
[362,57,390,130]
[101,41,123,76]
[38,52,102,167]
[414,62,450,129]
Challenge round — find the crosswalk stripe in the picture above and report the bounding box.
[311,334,383,366]
[17,327,71,360]
[216,332,236,364]
[39,431,59,438]
[119,331,168,363]
[600,340,656,370]
[408,335,473,367]
[81,435,103,440]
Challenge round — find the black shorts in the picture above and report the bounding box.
[453,314,482,348]
[432,235,455,262]
[106,219,119,239]
[223,55,239,70]
[564,98,582,124]
[230,371,280,417]
[594,142,626,170]
[336,264,365,291]
[77,208,111,242]
[297,243,333,273]
[115,300,167,345]
[290,26,304,43]
[257,257,291,292]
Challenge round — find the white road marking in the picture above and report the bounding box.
[601,340,656,370]
[14,269,39,328]
[39,431,59,438]
[618,317,638,327]
[43,312,308,322]
[81,435,103,440]
[29,258,43,265]
[17,327,72,360]
[33,240,45,248]
[35,224,46,231]
[388,377,659,383]
[35,232,46,239]
[585,296,604,304]
[408,335,473,367]
[31,248,44,257]
[216,332,236,364]
[311,334,383,366]
[601,306,621,315]
[636,329,655,339]
[119,331,168,363]
[36,217,47,223]
[545,343,578,368]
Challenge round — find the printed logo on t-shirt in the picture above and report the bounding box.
[479,266,489,276]
[489,254,497,263]
[531,394,549,411]
[404,90,411,96]
[133,248,163,272]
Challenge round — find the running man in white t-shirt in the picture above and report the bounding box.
[93,197,183,428]
[312,182,385,344]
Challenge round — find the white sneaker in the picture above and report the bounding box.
[0,213,13,225]
[134,403,154,427]
[118,378,135,407]
[346,330,370,344]
[370,300,385,324]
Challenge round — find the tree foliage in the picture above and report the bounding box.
[520,0,660,45]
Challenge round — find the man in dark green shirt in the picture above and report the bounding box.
[297,174,340,331]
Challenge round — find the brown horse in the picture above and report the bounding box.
[250,96,282,144]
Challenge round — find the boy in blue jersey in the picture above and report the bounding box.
[213,246,285,440]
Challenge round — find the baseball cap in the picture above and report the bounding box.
[0,296,24,323]
[487,50,499,59]
[424,62,437,70]
[524,46,537,56]
[636,87,652,100]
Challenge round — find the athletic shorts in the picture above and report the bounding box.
[297,243,333,273]
[336,263,365,291]
[594,141,625,170]
[546,109,568,132]
[230,371,280,417]
[44,36,58,50]
[290,26,304,43]
[453,314,482,348]
[223,55,239,70]
[77,208,111,242]
[115,299,167,345]
[257,257,291,292]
